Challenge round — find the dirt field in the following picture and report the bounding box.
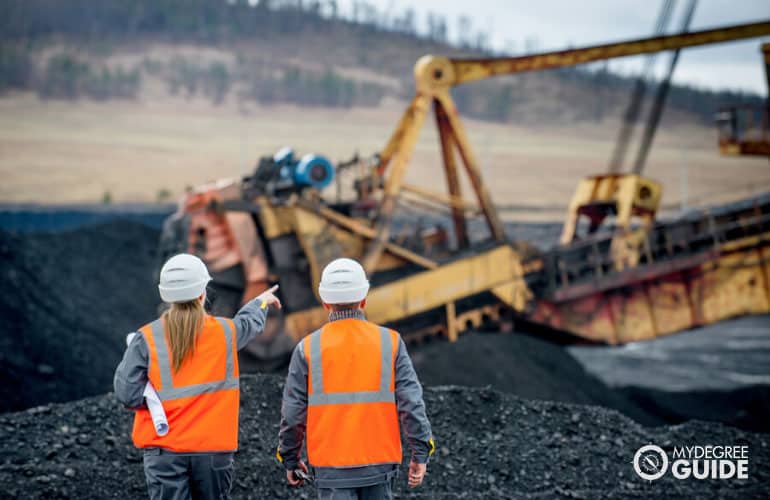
[2,94,768,217]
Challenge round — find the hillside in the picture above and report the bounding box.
[1,0,768,208]
[1,0,765,126]
[1,94,768,209]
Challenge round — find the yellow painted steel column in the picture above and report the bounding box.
[363,94,431,273]
[433,91,505,241]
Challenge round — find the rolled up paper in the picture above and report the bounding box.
[142,383,169,436]
[126,333,169,436]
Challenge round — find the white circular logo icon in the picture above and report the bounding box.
[634,444,669,481]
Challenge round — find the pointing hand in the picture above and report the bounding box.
[256,284,282,310]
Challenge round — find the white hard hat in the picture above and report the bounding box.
[318,258,370,304]
[158,253,212,303]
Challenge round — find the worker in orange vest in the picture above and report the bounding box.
[277,257,434,500]
[114,253,281,500]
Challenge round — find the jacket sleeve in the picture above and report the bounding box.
[394,336,434,464]
[232,298,270,350]
[113,333,149,409]
[277,341,308,470]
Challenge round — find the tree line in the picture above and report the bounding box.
[0,0,764,122]
[1,1,467,48]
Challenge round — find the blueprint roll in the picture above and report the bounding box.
[142,384,169,436]
[126,333,169,436]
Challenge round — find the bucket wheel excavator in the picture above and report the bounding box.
[159,18,770,369]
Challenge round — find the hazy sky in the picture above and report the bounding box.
[335,0,770,94]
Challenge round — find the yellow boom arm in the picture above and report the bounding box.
[361,19,770,273]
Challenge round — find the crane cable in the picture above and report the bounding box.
[633,0,699,174]
[607,0,676,173]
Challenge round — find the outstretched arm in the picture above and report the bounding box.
[277,342,308,472]
[233,285,282,350]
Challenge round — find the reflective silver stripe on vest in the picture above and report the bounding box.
[379,326,393,392]
[309,328,324,394]
[308,326,395,406]
[151,317,239,401]
[150,319,173,390]
[158,377,239,400]
[216,318,236,383]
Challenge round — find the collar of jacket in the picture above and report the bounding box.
[328,309,366,322]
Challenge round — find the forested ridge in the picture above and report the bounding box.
[0,0,764,124]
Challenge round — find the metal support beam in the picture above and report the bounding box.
[435,100,470,248]
[445,301,459,342]
[434,91,506,241]
[363,94,431,273]
[401,183,479,213]
[299,201,438,270]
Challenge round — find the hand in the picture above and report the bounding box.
[286,460,308,487]
[257,285,282,310]
[408,461,426,488]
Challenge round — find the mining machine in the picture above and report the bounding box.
[159,19,770,368]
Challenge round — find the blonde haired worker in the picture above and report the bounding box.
[114,253,281,499]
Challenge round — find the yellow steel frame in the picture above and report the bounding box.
[363,20,770,274]
[531,232,770,344]
[284,243,531,343]
[559,174,662,245]
[263,20,770,347]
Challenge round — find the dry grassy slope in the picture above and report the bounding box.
[4,32,769,213]
[1,91,768,216]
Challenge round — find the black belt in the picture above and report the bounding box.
[313,468,398,489]
[143,447,234,457]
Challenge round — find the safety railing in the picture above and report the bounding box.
[538,197,770,294]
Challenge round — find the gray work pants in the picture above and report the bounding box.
[143,449,234,500]
[317,481,392,500]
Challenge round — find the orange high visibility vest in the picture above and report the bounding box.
[304,319,402,467]
[132,315,240,453]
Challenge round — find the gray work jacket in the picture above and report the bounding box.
[113,299,269,411]
[277,309,433,489]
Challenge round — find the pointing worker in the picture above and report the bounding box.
[278,257,434,499]
[114,253,281,500]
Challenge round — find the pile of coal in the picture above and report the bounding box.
[410,331,663,426]
[0,374,767,499]
[0,221,159,412]
[411,330,770,432]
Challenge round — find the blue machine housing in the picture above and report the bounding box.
[261,147,335,193]
[293,154,335,190]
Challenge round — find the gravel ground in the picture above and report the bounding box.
[568,315,770,432]
[569,315,770,391]
[0,374,767,499]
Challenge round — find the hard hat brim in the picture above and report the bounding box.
[159,277,211,303]
[318,283,369,304]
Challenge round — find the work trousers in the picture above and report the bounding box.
[317,481,393,500]
[143,448,234,500]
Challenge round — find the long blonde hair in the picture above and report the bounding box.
[163,299,205,372]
